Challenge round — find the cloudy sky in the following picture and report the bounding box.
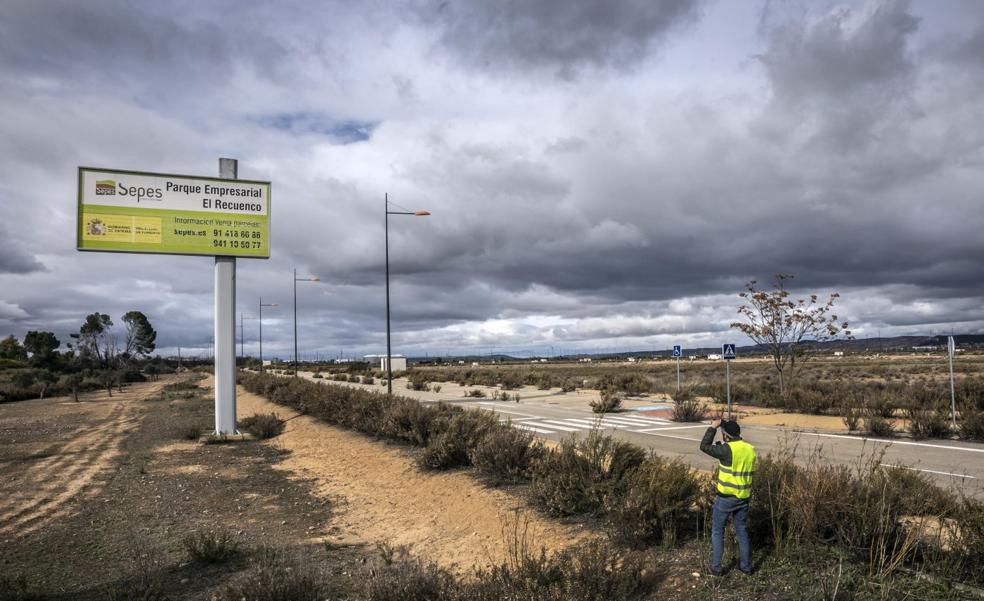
[1,0,983,360]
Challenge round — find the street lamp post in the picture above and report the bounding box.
[239,312,257,363]
[385,193,430,394]
[259,299,277,372]
[293,269,320,375]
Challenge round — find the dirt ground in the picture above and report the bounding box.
[0,374,352,598]
[234,377,591,573]
[0,373,593,597]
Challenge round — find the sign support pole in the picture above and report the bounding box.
[726,360,732,419]
[676,356,681,391]
[948,336,957,430]
[214,158,238,435]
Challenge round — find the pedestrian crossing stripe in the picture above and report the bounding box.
[507,415,681,435]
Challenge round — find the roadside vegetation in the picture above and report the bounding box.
[240,371,984,597]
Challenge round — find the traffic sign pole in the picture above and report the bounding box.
[726,360,731,418]
[722,344,736,419]
[673,345,682,391]
[948,336,957,430]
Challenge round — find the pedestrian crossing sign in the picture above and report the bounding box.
[722,343,736,360]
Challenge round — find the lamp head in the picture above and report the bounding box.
[414,210,431,217]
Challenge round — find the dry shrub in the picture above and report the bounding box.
[223,548,333,601]
[379,399,447,446]
[240,412,285,439]
[418,410,498,470]
[530,430,644,517]
[407,374,429,391]
[361,550,458,601]
[591,387,622,413]
[863,414,895,437]
[905,407,951,440]
[469,424,545,484]
[670,388,706,422]
[184,530,240,564]
[840,405,862,431]
[957,405,984,441]
[606,453,702,546]
[469,539,653,601]
[178,422,203,440]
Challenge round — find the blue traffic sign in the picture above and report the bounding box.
[722,343,736,360]
[672,345,682,358]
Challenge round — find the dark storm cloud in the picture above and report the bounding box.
[1,0,983,356]
[0,227,45,274]
[418,0,702,76]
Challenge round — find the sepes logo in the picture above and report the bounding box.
[95,179,116,195]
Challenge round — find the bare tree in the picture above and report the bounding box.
[731,274,851,396]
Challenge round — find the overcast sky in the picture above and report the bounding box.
[1,0,982,360]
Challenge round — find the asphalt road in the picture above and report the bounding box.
[300,373,984,498]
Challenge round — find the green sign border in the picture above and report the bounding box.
[77,166,272,259]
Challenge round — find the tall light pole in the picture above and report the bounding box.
[239,313,257,363]
[258,299,277,372]
[293,269,320,375]
[386,194,430,394]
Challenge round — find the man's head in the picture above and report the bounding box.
[721,420,741,440]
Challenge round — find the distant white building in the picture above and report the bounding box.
[364,354,407,372]
[707,354,722,361]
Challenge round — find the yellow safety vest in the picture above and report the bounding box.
[716,440,756,499]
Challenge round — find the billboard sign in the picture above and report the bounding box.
[77,167,270,258]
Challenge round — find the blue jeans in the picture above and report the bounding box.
[711,495,751,573]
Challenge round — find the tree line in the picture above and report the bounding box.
[0,311,160,402]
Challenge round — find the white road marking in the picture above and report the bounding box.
[479,407,545,419]
[635,431,704,442]
[515,424,556,434]
[564,418,607,426]
[540,420,593,430]
[634,425,709,432]
[795,431,984,454]
[600,416,658,426]
[880,464,977,479]
[527,421,581,432]
[628,415,673,424]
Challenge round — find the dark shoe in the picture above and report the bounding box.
[708,569,722,577]
[739,568,753,575]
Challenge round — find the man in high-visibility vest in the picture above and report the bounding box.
[700,418,755,576]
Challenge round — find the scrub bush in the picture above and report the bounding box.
[240,412,285,439]
[905,406,951,439]
[591,387,622,413]
[184,530,240,564]
[470,424,545,484]
[670,388,706,422]
[863,414,895,437]
[418,410,498,470]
